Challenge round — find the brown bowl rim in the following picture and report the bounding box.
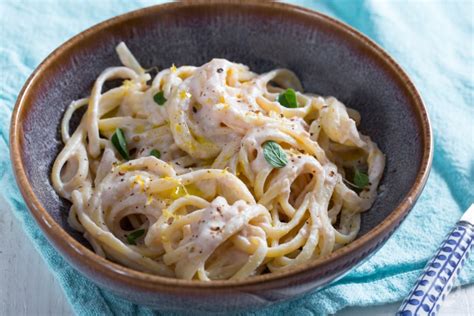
[10,0,433,290]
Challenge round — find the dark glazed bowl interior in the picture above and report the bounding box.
[10,1,432,312]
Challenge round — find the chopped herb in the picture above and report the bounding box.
[111,128,129,160]
[150,149,161,159]
[153,91,167,105]
[263,141,288,168]
[353,169,369,189]
[126,229,145,245]
[278,88,298,108]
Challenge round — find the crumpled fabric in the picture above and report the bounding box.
[0,0,472,315]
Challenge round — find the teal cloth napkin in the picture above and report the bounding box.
[1,0,473,315]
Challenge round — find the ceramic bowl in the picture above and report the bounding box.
[10,1,432,312]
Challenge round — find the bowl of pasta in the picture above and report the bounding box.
[10,0,432,312]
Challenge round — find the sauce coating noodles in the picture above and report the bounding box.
[52,43,385,280]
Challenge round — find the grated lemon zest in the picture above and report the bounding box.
[130,175,146,192]
[171,185,187,199]
[122,80,134,95]
[179,90,191,100]
[170,64,177,73]
[119,164,132,173]
[221,103,230,110]
[146,195,154,205]
[162,208,182,221]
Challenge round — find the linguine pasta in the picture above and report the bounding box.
[51,42,385,280]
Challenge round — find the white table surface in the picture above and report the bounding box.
[1,193,472,315]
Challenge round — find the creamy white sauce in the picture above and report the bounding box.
[52,44,385,280]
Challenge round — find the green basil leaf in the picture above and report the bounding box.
[353,169,369,189]
[150,149,161,159]
[263,141,288,168]
[153,91,167,105]
[111,128,130,160]
[277,88,298,108]
[126,229,145,245]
